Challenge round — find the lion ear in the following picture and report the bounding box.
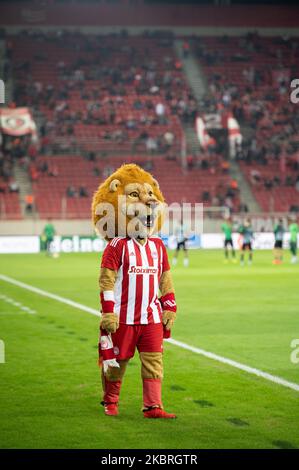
[152,178,159,189]
[109,179,121,192]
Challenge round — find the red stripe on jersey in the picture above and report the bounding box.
[119,242,129,324]
[133,241,143,324]
[145,242,154,324]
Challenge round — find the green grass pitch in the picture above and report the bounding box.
[0,249,299,449]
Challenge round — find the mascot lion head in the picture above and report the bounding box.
[92,164,165,240]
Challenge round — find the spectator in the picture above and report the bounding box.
[93,167,101,177]
[202,191,210,202]
[49,165,59,177]
[146,137,158,154]
[155,102,166,124]
[25,194,34,213]
[30,165,39,181]
[39,161,49,174]
[250,169,262,186]
[9,180,19,192]
[79,186,89,198]
[187,155,194,170]
[66,186,76,198]
[221,161,230,174]
[164,131,174,148]
[182,41,190,58]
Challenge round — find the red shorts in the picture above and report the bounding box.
[111,322,164,360]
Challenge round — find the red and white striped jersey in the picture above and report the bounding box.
[101,237,170,325]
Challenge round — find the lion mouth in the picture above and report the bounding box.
[138,214,155,228]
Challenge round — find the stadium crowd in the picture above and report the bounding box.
[192,32,299,211]
[1,29,299,217]
[11,29,197,156]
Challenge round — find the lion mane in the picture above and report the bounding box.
[92,163,165,240]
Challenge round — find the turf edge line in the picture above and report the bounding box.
[1,273,299,393]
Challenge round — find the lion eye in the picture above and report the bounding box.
[149,191,153,196]
[130,191,139,198]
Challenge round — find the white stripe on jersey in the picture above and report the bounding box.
[140,244,150,324]
[148,240,161,323]
[110,237,124,247]
[126,239,137,324]
[159,245,163,278]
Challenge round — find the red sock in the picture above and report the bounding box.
[103,379,121,404]
[143,378,162,409]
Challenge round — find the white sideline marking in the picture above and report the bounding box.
[0,293,36,314]
[1,273,299,393]
[167,338,299,392]
[0,274,98,316]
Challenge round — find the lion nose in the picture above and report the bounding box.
[146,200,158,209]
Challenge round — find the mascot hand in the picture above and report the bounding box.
[162,310,176,331]
[101,313,119,334]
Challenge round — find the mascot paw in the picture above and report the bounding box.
[162,310,176,331]
[101,313,119,333]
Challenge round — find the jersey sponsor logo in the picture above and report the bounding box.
[128,266,158,275]
[129,251,135,256]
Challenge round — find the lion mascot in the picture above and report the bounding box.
[92,163,177,418]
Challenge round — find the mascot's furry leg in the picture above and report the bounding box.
[102,360,128,416]
[140,352,176,419]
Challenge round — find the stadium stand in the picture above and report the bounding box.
[0,188,22,220]
[239,160,299,212]
[31,154,239,218]
[2,30,240,219]
[1,29,299,218]
[193,33,299,212]
[11,31,195,155]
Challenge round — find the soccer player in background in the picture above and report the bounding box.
[288,217,299,264]
[43,219,56,256]
[273,218,285,264]
[238,218,254,266]
[172,220,189,267]
[221,216,236,263]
